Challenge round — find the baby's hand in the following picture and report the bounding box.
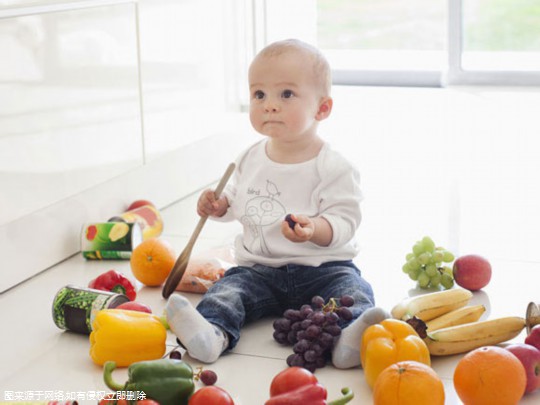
[197,189,228,218]
[281,213,314,243]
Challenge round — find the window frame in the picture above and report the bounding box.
[447,0,540,86]
[324,0,540,87]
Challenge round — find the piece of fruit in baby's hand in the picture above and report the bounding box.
[285,214,297,230]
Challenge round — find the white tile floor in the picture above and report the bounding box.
[2,85,540,404]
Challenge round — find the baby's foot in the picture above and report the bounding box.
[166,294,228,363]
[332,306,390,369]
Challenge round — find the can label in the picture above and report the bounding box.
[118,204,164,240]
[81,222,142,260]
[52,285,129,334]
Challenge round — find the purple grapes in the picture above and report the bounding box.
[273,318,291,332]
[304,350,318,362]
[293,339,310,353]
[273,331,287,344]
[168,350,182,360]
[337,307,353,321]
[323,324,342,337]
[284,309,302,321]
[311,295,325,308]
[340,295,354,307]
[272,294,355,372]
[318,332,334,348]
[325,312,340,324]
[285,214,297,229]
[200,370,218,386]
[305,325,321,339]
[310,311,325,325]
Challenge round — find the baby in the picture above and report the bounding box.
[167,38,388,369]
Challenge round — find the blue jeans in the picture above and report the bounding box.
[196,260,375,350]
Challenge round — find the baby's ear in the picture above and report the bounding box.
[316,97,333,121]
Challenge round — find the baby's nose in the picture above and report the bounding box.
[264,99,280,112]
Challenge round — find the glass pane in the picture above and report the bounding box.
[317,0,446,70]
[318,0,446,50]
[463,0,540,70]
[0,3,143,226]
[138,0,232,159]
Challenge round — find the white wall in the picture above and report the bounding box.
[0,0,252,292]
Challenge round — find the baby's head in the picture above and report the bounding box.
[250,39,332,98]
[248,39,333,140]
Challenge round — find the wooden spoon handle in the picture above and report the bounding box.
[185,162,236,247]
[161,162,236,299]
[214,162,236,199]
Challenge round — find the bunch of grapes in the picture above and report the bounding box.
[272,295,355,372]
[402,236,455,290]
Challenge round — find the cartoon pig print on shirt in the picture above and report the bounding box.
[241,180,285,255]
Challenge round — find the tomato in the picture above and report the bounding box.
[136,400,160,405]
[269,367,318,397]
[187,386,234,405]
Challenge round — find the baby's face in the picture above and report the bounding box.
[248,51,324,142]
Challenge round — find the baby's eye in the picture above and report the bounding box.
[281,89,294,99]
[253,90,265,100]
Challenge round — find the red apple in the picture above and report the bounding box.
[452,254,492,291]
[506,343,540,394]
[526,325,540,351]
[127,199,155,211]
[115,301,152,314]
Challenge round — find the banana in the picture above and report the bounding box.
[425,316,526,356]
[425,304,486,332]
[391,288,473,321]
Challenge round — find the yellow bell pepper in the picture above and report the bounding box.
[90,309,166,367]
[360,318,430,388]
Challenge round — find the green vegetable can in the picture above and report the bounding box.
[52,285,129,334]
[81,222,142,260]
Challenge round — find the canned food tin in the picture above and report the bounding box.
[81,222,142,260]
[52,285,129,334]
[116,204,164,240]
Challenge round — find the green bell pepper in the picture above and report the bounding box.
[103,358,195,405]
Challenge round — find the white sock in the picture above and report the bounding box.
[166,294,228,363]
[332,306,390,369]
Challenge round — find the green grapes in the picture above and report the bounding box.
[417,271,430,288]
[401,236,455,290]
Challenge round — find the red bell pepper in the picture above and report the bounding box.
[89,270,137,301]
[265,367,354,405]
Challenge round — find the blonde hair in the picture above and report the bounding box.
[253,39,332,96]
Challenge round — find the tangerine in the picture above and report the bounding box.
[130,238,176,286]
[373,360,445,405]
[453,345,526,405]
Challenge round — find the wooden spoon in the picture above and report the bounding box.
[162,162,236,299]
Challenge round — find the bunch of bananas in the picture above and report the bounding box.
[391,289,526,356]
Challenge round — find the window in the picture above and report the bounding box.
[318,0,446,87]
[259,0,540,86]
[449,0,540,85]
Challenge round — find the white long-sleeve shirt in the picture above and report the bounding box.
[216,139,363,267]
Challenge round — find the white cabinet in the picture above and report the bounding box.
[0,0,251,291]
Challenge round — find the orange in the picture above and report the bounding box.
[453,346,526,405]
[373,360,445,405]
[130,238,176,286]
